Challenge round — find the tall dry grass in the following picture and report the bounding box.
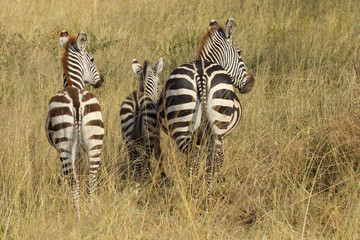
[0,0,359,239]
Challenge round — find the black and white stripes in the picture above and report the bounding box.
[199,18,254,94]
[156,18,254,204]
[120,58,164,182]
[46,31,104,218]
[60,31,104,90]
[45,17,254,212]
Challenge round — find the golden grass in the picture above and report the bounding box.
[0,0,359,239]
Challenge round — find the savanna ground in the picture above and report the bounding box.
[1,0,360,239]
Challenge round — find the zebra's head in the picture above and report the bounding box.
[60,30,104,89]
[198,18,254,94]
[132,57,163,102]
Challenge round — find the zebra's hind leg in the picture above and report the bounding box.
[153,133,166,179]
[139,151,150,183]
[87,172,96,206]
[204,134,222,209]
[127,143,140,183]
[62,151,80,219]
[178,138,199,200]
[87,156,100,207]
[134,154,143,184]
[70,171,81,219]
[61,158,80,219]
[80,144,101,211]
[58,138,81,219]
[189,146,200,190]
[181,140,200,201]
[214,139,225,183]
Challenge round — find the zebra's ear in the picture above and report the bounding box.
[209,19,219,29]
[76,31,87,52]
[132,59,142,75]
[154,57,163,74]
[225,18,236,39]
[60,30,69,48]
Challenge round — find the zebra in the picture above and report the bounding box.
[156,18,255,205]
[46,30,104,219]
[120,58,164,183]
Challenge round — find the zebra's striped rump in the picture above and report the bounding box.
[157,60,241,152]
[46,88,104,185]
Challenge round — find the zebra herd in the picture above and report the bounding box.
[45,18,254,218]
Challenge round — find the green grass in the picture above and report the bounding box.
[0,0,359,239]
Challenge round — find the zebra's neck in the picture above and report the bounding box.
[144,76,158,102]
[142,62,159,103]
[62,73,85,90]
[62,42,85,90]
[198,30,227,76]
[198,28,247,87]
[138,61,147,92]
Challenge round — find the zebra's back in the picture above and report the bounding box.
[157,60,242,150]
[120,91,158,145]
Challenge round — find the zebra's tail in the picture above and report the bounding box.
[71,107,81,219]
[71,107,83,167]
[195,65,216,208]
[195,66,211,140]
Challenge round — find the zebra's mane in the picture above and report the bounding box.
[197,25,226,60]
[139,60,150,92]
[61,35,79,88]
